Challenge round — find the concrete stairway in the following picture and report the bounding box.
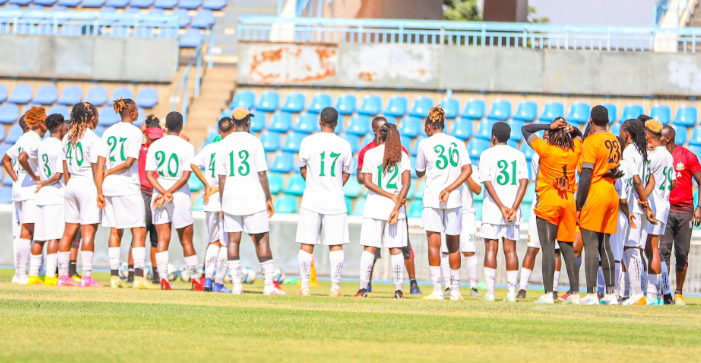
[687,0,701,27]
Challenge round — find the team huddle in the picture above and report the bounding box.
[4,100,698,305]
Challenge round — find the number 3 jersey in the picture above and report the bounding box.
[361,145,410,220]
[97,122,143,196]
[479,144,528,225]
[646,146,676,225]
[36,136,65,206]
[415,133,470,209]
[145,135,195,194]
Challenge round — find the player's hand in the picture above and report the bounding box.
[266,199,275,218]
[439,188,450,204]
[97,194,106,210]
[388,210,398,225]
[602,163,623,179]
[152,194,165,208]
[576,211,581,226]
[164,192,174,204]
[550,119,567,130]
[103,169,110,178]
[694,207,701,227]
[637,198,649,209]
[645,208,658,225]
[506,208,517,222]
[500,206,511,220]
[628,213,637,229]
[202,185,213,204]
[389,193,399,204]
[35,180,44,193]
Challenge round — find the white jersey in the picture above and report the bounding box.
[60,129,100,180]
[36,137,65,206]
[415,133,470,209]
[479,144,528,225]
[646,146,675,225]
[622,144,645,214]
[8,130,42,201]
[462,164,480,214]
[216,132,269,216]
[361,145,410,220]
[192,141,222,212]
[298,132,353,215]
[145,135,195,193]
[97,122,143,196]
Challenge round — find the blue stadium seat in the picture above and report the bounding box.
[178,0,201,9]
[0,85,6,103]
[346,114,370,136]
[358,95,382,116]
[341,134,360,154]
[98,107,119,126]
[363,130,375,146]
[192,197,205,211]
[382,116,396,125]
[610,123,621,136]
[689,127,701,146]
[650,104,671,125]
[94,126,106,138]
[508,121,525,141]
[567,102,590,125]
[100,6,117,12]
[415,181,425,200]
[284,174,306,195]
[131,0,154,8]
[407,200,423,219]
[281,92,306,113]
[670,124,687,145]
[249,109,266,132]
[540,101,564,122]
[34,0,57,5]
[204,129,218,145]
[269,152,295,173]
[523,183,536,204]
[411,136,424,156]
[405,180,416,200]
[507,139,518,149]
[230,90,256,110]
[268,112,292,132]
[58,86,82,105]
[441,97,460,119]
[467,138,490,160]
[6,124,23,144]
[191,9,214,29]
[513,101,537,122]
[86,86,108,106]
[462,99,486,120]
[487,100,512,121]
[179,28,203,47]
[308,93,332,114]
[2,173,12,187]
[8,84,32,104]
[336,94,357,115]
[275,195,298,214]
[383,96,407,117]
[292,113,318,134]
[343,177,363,198]
[449,118,473,140]
[81,0,106,7]
[621,104,644,121]
[154,0,177,8]
[202,0,225,10]
[281,132,305,153]
[219,109,232,119]
[111,87,133,101]
[410,156,417,178]
[49,105,70,119]
[136,88,158,108]
[398,116,421,138]
[256,91,280,112]
[187,171,203,192]
[134,108,146,127]
[33,85,58,105]
[268,172,283,194]
[673,106,698,127]
[106,0,128,7]
[0,103,19,124]
[401,136,412,152]
[602,103,617,124]
[0,125,5,142]
[0,186,11,204]
[351,197,365,216]
[474,119,496,140]
[409,96,434,118]
[260,131,281,152]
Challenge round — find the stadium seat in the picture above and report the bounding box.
[281,93,306,113]
[0,185,11,204]
[415,181,425,200]
[281,132,305,153]
[58,86,82,105]
[343,177,363,198]
[400,136,412,152]
[249,109,266,132]
[1,172,11,187]
[673,106,698,127]
[81,0,106,7]
[650,104,671,125]
[449,118,473,140]
[33,85,58,105]
[341,134,360,154]
[398,116,422,138]
[154,0,177,8]
[521,204,531,223]
[462,99,486,120]
[610,123,621,136]
[274,195,298,214]
[230,90,255,109]
[256,91,281,112]
[0,84,6,103]
[179,28,203,48]
[106,0,129,7]
[346,114,371,136]
[219,109,232,119]
[0,125,5,142]
[8,84,32,104]
[6,124,23,144]
[334,115,344,134]
[670,125,687,145]
[335,94,357,115]
[383,96,408,117]
[602,103,617,124]
[111,87,133,101]
[191,197,205,211]
[34,0,57,5]
[407,200,423,219]
[49,105,70,119]
[363,130,375,146]
[440,97,460,119]
[85,86,108,106]
[178,0,202,8]
[187,173,203,192]
[621,104,644,121]
[269,152,295,173]
[405,180,415,200]
[268,112,293,132]
[268,172,283,194]
[510,100,537,122]
[523,183,536,204]
[136,88,158,108]
[0,103,19,124]
[540,101,565,122]
[475,119,496,140]
[204,129,218,145]
[351,197,365,216]
[689,127,701,146]
[410,157,418,178]
[202,0,226,10]
[689,145,701,160]
[358,95,382,116]
[487,100,512,121]
[467,138,490,160]
[409,96,434,118]
[508,121,525,141]
[292,113,319,134]
[411,136,424,156]
[308,93,332,114]
[191,10,215,29]
[100,6,117,12]
[131,0,154,8]
[98,107,119,126]
[284,174,306,195]
[567,102,590,125]
[134,108,146,127]
[260,131,281,152]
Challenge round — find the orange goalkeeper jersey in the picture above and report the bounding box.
[579,131,621,234]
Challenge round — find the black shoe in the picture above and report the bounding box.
[553,291,558,300]
[410,280,423,295]
[516,289,527,299]
[394,290,404,299]
[444,287,451,295]
[663,293,674,305]
[353,289,368,298]
[367,282,372,293]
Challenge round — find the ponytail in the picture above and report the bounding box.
[379,123,402,173]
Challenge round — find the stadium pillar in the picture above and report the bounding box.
[483,0,528,22]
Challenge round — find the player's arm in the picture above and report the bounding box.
[363,171,397,201]
[2,154,17,182]
[507,178,529,222]
[36,172,63,192]
[105,157,137,177]
[483,180,510,219]
[178,132,190,142]
[389,170,411,225]
[217,174,226,211]
[166,170,191,195]
[18,151,39,182]
[191,163,214,204]
[576,164,593,214]
[258,171,275,218]
[439,164,472,204]
[693,171,701,226]
[146,171,168,195]
[467,176,481,195]
[62,160,70,184]
[644,173,655,198]
[342,172,350,186]
[95,156,107,209]
[300,166,307,180]
[619,198,634,228]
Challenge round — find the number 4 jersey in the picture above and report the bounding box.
[479,144,528,225]
[145,135,195,194]
[647,145,676,225]
[415,133,470,209]
[361,145,410,220]
[97,122,144,196]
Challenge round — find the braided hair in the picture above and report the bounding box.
[113,98,135,116]
[68,102,96,146]
[621,118,648,164]
[379,123,402,173]
[426,105,445,131]
[145,114,160,129]
[547,117,574,150]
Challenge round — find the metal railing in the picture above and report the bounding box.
[170,27,214,124]
[0,10,179,38]
[238,16,701,52]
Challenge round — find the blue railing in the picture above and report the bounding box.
[0,10,179,38]
[655,0,696,27]
[238,16,701,52]
[171,28,214,124]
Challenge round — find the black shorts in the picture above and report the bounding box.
[661,212,693,271]
[142,191,158,248]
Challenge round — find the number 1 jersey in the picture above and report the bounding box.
[479,144,528,225]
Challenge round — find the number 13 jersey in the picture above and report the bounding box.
[479,144,528,225]
[415,133,470,209]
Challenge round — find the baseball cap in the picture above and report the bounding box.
[145,128,163,140]
[232,106,253,121]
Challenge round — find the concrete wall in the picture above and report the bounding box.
[0,35,177,83]
[237,43,701,97]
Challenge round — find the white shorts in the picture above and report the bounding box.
[422,207,462,235]
[360,218,408,249]
[610,212,629,261]
[644,217,666,236]
[102,194,146,229]
[526,218,560,249]
[625,213,646,248]
[441,212,477,254]
[35,204,65,241]
[482,222,520,241]
[223,210,269,235]
[65,178,101,225]
[295,208,349,245]
[151,191,194,229]
[206,211,227,245]
[15,198,37,225]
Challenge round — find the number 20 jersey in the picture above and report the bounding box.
[415,133,470,209]
[479,144,528,225]
[145,135,195,193]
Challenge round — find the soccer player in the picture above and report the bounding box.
[660,125,700,305]
[611,150,636,302]
[56,102,103,287]
[146,111,200,291]
[191,117,232,293]
[479,122,528,302]
[296,107,353,297]
[357,116,422,295]
[416,106,471,300]
[354,123,411,298]
[96,98,153,289]
[520,119,582,304]
[642,119,676,305]
[138,115,163,284]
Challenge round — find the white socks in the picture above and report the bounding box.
[215,248,228,285]
[260,260,274,288]
[228,259,242,288]
[519,268,532,291]
[553,270,560,292]
[57,251,70,276]
[391,253,404,291]
[614,261,621,298]
[359,251,374,290]
[329,250,344,290]
[298,250,313,289]
[184,255,199,280]
[29,253,42,276]
[597,266,605,294]
[485,267,496,296]
[108,247,120,276]
[204,244,220,280]
[156,251,169,282]
[81,251,94,278]
[440,253,450,287]
[450,268,460,292]
[647,274,660,300]
[464,255,478,289]
[660,261,671,295]
[132,247,146,278]
[15,238,31,279]
[46,253,57,278]
[429,266,442,295]
[506,270,518,296]
[623,249,643,296]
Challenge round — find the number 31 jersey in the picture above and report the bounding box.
[145,135,195,194]
[216,132,269,216]
[97,122,143,196]
[415,133,470,209]
[479,144,528,225]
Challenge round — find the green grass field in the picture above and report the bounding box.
[1,269,701,363]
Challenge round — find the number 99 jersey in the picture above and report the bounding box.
[478,144,528,225]
[415,133,470,209]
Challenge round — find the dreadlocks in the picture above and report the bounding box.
[547,117,574,150]
[379,123,402,174]
[426,105,445,130]
[621,118,648,164]
[113,98,135,115]
[68,102,96,147]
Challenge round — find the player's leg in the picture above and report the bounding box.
[213,230,229,291]
[126,246,134,283]
[422,208,446,300]
[155,222,172,290]
[518,247,539,299]
[574,229,583,266]
[57,222,80,286]
[176,224,199,291]
[368,247,381,293]
[143,191,159,283]
[390,247,404,299]
[226,229,244,294]
[645,233,663,304]
[558,242,580,304]
[502,236,519,303]
[357,217,380,297]
[404,221,421,295]
[553,247,561,298]
[69,235,80,281]
[322,213,349,297]
[444,207,463,300]
[295,209,320,296]
[483,234,499,302]
[534,217,558,303]
[387,218,408,299]
[78,223,102,287]
[440,238,451,294]
[672,212,692,305]
[580,228,602,304]
[108,228,125,288]
[246,211,283,296]
[203,211,223,292]
[129,226,149,289]
[44,238,59,286]
[595,232,617,304]
[13,221,34,284]
[28,240,45,285]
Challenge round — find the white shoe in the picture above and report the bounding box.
[534,293,554,304]
[581,294,599,305]
[12,275,28,285]
[423,292,445,300]
[232,285,243,295]
[481,294,495,302]
[503,294,517,303]
[264,286,286,296]
[563,294,580,305]
[450,290,463,301]
[622,294,645,305]
[600,294,619,305]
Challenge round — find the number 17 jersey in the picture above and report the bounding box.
[479,144,528,225]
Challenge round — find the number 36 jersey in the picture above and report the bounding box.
[479,144,528,225]
[97,122,143,196]
[145,135,195,194]
[416,133,470,209]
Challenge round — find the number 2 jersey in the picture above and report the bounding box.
[479,144,528,225]
[145,135,195,195]
[36,136,65,206]
[646,146,676,225]
[415,133,470,210]
[97,122,143,197]
[360,144,410,220]
[579,131,621,234]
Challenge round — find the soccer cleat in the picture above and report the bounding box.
[410,281,423,295]
[580,295,599,305]
[263,286,286,296]
[353,289,368,298]
[71,275,82,284]
[553,291,558,300]
[534,294,554,304]
[563,294,580,305]
[674,293,685,305]
[110,276,125,288]
[191,276,204,291]
[329,288,344,297]
[394,290,404,299]
[57,275,80,287]
[516,289,527,299]
[297,287,311,296]
[203,278,213,292]
[44,276,58,286]
[450,290,463,301]
[444,287,451,295]
[600,294,619,305]
[232,285,244,295]
[424,292,445,300]
[160,278,172,290]
[647,296,662,306]
[597,292,604,301]
[80,277,104,288]
[558,292,571,301]
[214,283,233,294]
[27,275,44,285]
[12,275,28,285]
[366,282,372,293]
[624,295,646,306]
[133,277,158,290]
[663,293,674,305]
[273,280,283,290]
[470,287,480,298]
[481,294,495,302]
[503,294,517,303]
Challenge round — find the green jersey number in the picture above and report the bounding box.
[208,153,217,178]
[155,151,179,177]
[433,143,460,170]
[13,147,24,172]
[496,159,518,186]
[228,150,251,177]
[377,165,399,190]
[66,142,84,166]
[107,136,128,162]
[319,151,341,177]
[41,154,51,177]
[659,166,673,191]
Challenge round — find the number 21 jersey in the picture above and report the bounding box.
[479,144,528,225]
[415,133,469,209]
[145,135,195,194]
